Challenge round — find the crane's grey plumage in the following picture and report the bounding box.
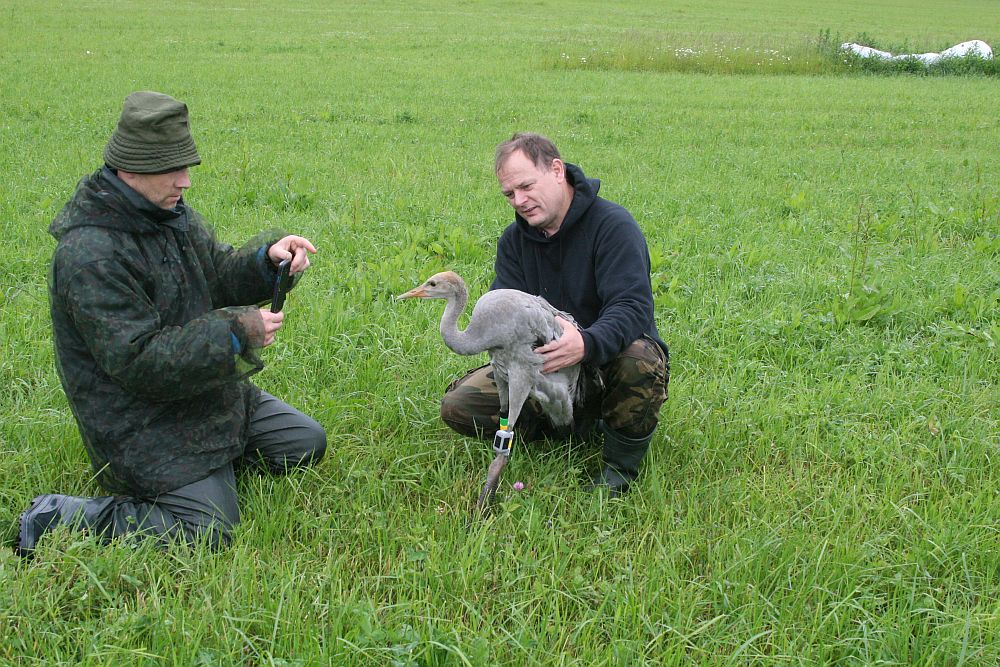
[398,271,581,433]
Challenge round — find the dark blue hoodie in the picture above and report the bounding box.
[491,162,667,367]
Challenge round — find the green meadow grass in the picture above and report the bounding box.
[555,29,1000,77]
[1,0,998,664]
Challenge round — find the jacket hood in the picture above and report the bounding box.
[49,166,188,241]
[513,162,600,244]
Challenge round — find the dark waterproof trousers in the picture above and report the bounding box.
[54,392,326,549]
[441,335,669,441]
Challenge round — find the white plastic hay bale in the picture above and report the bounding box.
[840,39,993,65]
[841,43,892,59]
[940,40,993,60]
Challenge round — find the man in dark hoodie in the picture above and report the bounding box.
[15,91,327,556]
[441,133,669,496]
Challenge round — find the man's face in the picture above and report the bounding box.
[119,167,191,210]
[497,150,572,236]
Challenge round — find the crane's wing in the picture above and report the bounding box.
[465,289,566,349]
[529,294,579,338]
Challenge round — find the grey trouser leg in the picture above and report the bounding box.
[108,464,241,549]
[243,391,328,473]
[36,392,326,550]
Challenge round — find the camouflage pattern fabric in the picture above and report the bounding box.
[441,335,668,442]
[48,167,289,495]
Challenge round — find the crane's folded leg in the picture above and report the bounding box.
[503,365,533,436]
[493,367,509,419]
[440,365,549,441]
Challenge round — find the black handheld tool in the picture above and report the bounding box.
[270,259,294,312]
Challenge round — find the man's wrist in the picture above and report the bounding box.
[579,330,593,363]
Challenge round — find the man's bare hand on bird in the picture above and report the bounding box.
[268,235,317,273]
[537,316,585,372]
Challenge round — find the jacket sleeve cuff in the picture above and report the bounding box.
[229,306,266,350]
[580,330,595,363]
[224,306,266,376]
[256,245,278,285]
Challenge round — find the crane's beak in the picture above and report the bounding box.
[396,285,428,300]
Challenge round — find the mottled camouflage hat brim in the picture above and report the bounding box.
[104,91,201,174]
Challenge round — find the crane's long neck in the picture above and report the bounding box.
[440,286,487,356]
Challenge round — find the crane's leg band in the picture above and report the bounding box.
[493,428,514,457]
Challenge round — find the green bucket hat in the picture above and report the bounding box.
[103,91,201,174]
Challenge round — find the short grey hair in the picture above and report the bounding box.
[495,132,561,173]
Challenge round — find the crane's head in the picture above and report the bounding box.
[396,271,466,300]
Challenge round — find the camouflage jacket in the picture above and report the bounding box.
[48,167,286,495]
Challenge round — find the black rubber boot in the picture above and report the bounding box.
[589,421,654,497]
[16,494,113,557]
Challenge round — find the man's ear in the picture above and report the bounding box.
[551,158,566,181]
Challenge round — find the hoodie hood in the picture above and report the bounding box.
[513,162,600,244]
[49,166,188,241]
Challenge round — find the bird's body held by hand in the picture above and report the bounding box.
[398,271,581,429]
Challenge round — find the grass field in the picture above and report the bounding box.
[1,1,999,664]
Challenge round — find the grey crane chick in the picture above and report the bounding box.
[398,271,581,434]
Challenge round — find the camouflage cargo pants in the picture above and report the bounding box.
[441,335,669,441]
